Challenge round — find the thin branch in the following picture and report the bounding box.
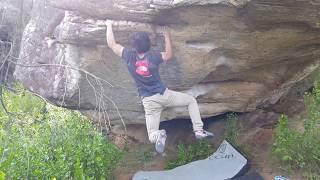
[0,85,13,116]
[7,59,115,87]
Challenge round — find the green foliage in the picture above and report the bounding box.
[272,81,320,179]
[139,148,154,163]
[118,144,154,170]
[224,113,239,147]
[166,140,213,169]
[0,85,122,179]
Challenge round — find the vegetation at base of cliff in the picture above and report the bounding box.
[272,80,320,179]
[166,140,213,169]
[0,84,122,179]
[224,113,240,148]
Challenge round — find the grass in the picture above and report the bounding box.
[0,84,122,179]
[120,144,155,168]
[224,113,240,148]
[166,140,214,169]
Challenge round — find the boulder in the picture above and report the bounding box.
[0,0,32,84]
[14,0,320,130]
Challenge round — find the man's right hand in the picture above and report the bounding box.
[159,26,170,36]
[160,26,173,61]
[105,19,113,27]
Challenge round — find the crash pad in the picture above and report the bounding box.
[133,140,248,180]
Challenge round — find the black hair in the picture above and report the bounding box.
[131,32,151,53]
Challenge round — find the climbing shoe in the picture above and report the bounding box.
[155,129,167,153]
[194,130,214,139]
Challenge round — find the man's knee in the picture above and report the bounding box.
[143,100,162,114]
[144,107,162,116]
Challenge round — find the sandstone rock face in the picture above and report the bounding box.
[0,0,32,83]
[14,0,320,129]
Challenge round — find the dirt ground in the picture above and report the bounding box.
[113,114,303,180]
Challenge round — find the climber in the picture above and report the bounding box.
[105,20,213,153]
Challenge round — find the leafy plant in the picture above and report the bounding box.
[166,140,213,169]
[272,80,320,179]
[0,84,122,179]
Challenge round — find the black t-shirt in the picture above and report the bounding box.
[122,48,167,97]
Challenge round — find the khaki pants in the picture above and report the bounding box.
[142,89,204,143]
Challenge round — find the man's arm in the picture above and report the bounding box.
[106,20,124,57]
[161,27,173,61]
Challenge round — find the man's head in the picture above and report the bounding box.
[131,32,151,53]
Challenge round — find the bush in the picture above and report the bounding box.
[0,85,122,179]
[166,140,213,169]
[272,81,320,179]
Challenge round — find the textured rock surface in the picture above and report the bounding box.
[14,0,320,129]
[0,0,32,83]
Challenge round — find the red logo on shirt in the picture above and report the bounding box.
[135,59,151,77]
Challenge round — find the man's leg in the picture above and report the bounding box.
[164,89,214,139]
[142,97,163,143]
[142,96,167,153]
[164,89,204,131]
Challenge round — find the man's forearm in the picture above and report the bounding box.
[106,24,116,48]
[105,20,124,57]
[162,29,173,61]
[164,32,172,58]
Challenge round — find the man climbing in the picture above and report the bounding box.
[105,20,213,153]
